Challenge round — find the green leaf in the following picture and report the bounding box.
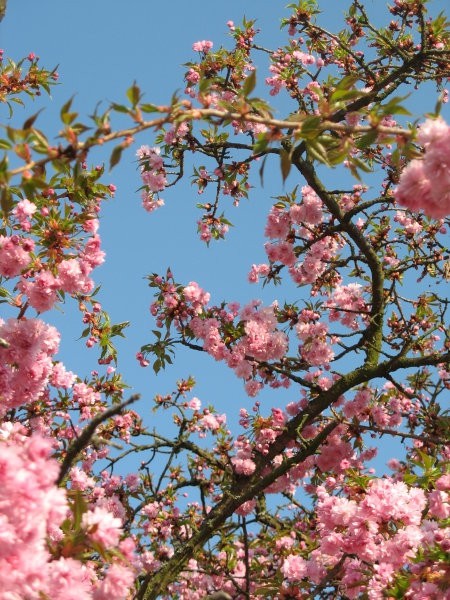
[23,109,45,130]
[0,139,12,150]
[259,154,268,187]
[0,188,14,217]
[334,73,359,91]
[126,81,141,107]
[140,103,159,113]
[198,77,212,95]
[280,148,292,183]
[6,126,17,143]
[242,69,257,97]
[306,139,330,165]
[388,105,411,116]
[109,145,123,170]
[0,187,13,216]
[111,103,130,114]
[60,96,74,118]
[351,156,373,173]
[356,129,379,149]
[111,321,130,336]
[60,97,78,125]
[380,94,411,116]
[71,490,88,529]
[300,115,322,139]
[30,128,49,148]
[331,88,364,102]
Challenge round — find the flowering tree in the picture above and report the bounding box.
[1,1,450,598]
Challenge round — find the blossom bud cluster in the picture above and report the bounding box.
[266,47,324,96]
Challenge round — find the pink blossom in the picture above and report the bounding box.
[142,170,167,192]
[82,234,105,269]
[325,283,369,330]
[192,40,213,53]
[0,235,33,277]
[83,218,100,233]
[343,388,372,419]
[142,194,165,212]
[12,198,37,226]
[394,159,431,212]
[163,122,189,145]
[186,68,200,84]
[231,455,256,475]
[69,466,96,491]
[436,474,450,491]
[58,258,93,294]
[46,558,94,600]
[231,441,256,476]
[188,397,201,410]
[244,380,263,397]
[394,210,422,235]
[427,490,449,519]
[395,117,450,218]
[247,263,270,283]
[183,281,211,312]
[51,361,76,388]
[416,116,450,146]
[18,269,59,312]
[281,554,308,581]
[235,499,256,516]
[297,320,335,365]
[82,506,123,548]
[289,186,323,225]
[264,206,291,238]
[265,240,296,266]
[0,318,60,413]
[0,435,74,599]
[94,564,135,600]
[362,479,426,526]
[199,412,226,432]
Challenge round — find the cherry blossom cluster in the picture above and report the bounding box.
[282,477,449,599]
[1,196,105,313]
[0,318,60,414]
[394,117,450,218]
[0,433,135,600]
[324,283,369,330]
[296,310,337,366]
[1,2,450,597]
[146,274,295,395]
[261,186,346,288]
[136,145,167,212]
[266,44,324,97]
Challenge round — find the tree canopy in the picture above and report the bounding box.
[0,1,449,598]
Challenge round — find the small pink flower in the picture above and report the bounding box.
[82,506,123,548]
[188,397,201,411]
[282,555,308,581]
[192,40,213,53]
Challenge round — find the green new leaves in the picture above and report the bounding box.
[242,69,256,97]
[141,331,175,374]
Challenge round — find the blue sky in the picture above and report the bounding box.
[1,1,449,474]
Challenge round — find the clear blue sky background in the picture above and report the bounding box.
[1,1,448,472]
